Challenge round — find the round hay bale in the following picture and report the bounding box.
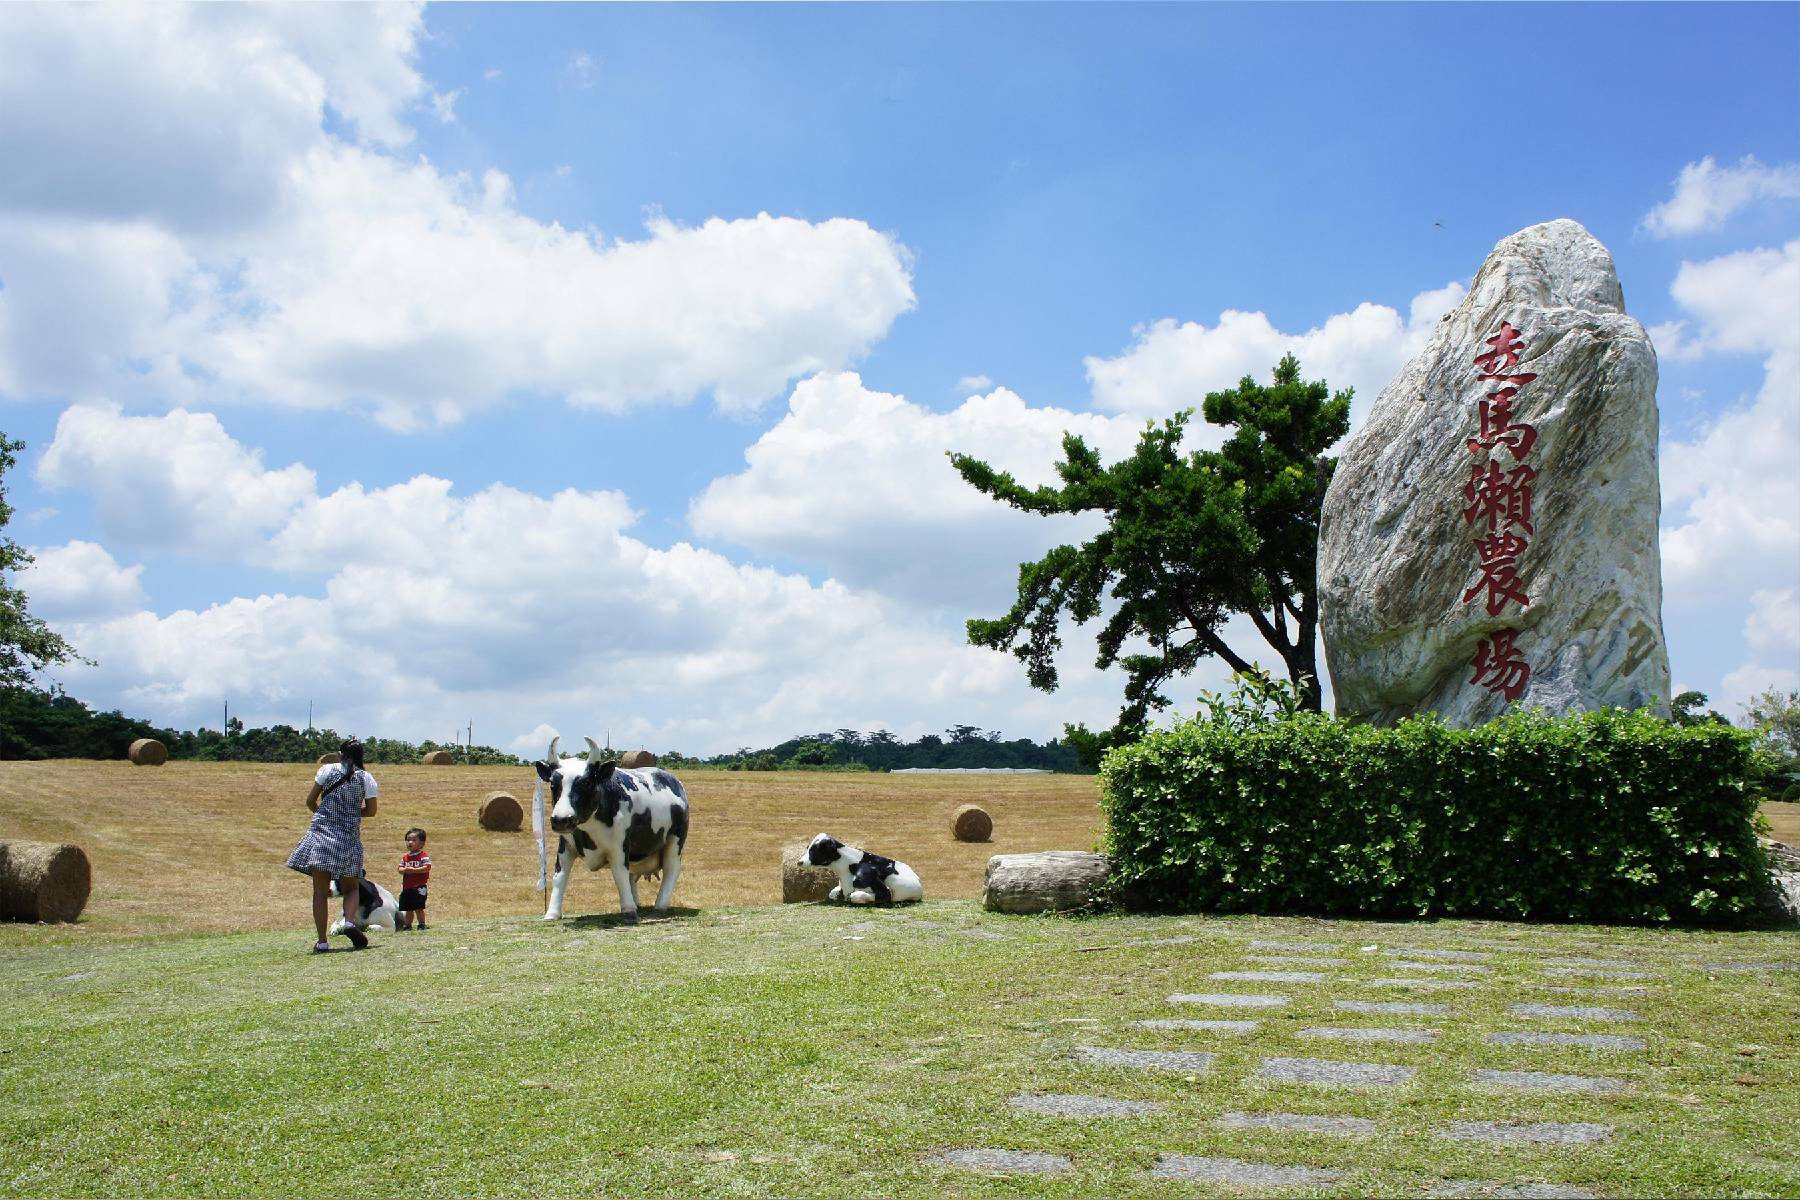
[422,750,456,765]
[127,738,167,766]
[479,792,523,832]
[316,751,341,765]
[0,841,92,924]
[781,842,836,904]
[951,803,993,842]
[620,750,657,769]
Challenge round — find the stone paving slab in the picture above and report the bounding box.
[1428,1181,1599,1198]
[1130,1018,1259,1034]
[1390,948,1494,961]
[1259,1056,1417,1086]
[1170,992,1291,1007]
[1368,977,1480,990]
[1217,1111,1378,1135]
[1009,1092,1160,1117]
[1440,1121,1612,1145]
[926,1148,1073,1175]
[1250,939,1343,953]
[1209,969,1327,983]
[1474,1068,1626,1092]
[1541,957,1639,969]
[1300,1025,1440,1044]
[1151,1154,1343,1186]
[1538,985,1648,995]
[1510,1003,1641,1022]
[1486,1031,1646,1050]
[1703,960,1800,972]
[1543,966,1653,979]
[1076,1045,1217,1073]
[1335,999,1450,1015]
[1247,954,1350,967]
[1389,959,1495,974]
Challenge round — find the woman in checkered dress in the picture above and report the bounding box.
[287,738,379,953]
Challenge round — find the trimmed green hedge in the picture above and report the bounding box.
[1100,706,1768,924]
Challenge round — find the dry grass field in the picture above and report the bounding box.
[0,761,1103,939]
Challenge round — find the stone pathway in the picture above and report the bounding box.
[928,923,1719,1193]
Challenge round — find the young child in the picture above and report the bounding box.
[397,827,431,930]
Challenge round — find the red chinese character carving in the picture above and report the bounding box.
[1471,628,1532,701]
[1462,460,1537,534]
[1474,323,1528,374]
[1462,531,1532,615]
[1467,388,1538,461]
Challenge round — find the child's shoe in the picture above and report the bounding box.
[311,941,330,954]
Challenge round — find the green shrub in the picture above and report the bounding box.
[1100,704,1767,924]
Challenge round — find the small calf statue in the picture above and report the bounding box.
[536,736,690,923]
[803,833,923,905]
[328,876,400,933]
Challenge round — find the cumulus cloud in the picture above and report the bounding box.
[0,7,916,427]
[36,405,316,557]
[16,541,146,622]
[34,405,1130,754]
[0,4,425,233]
[1642,155,1800,239]
[1745,588,1800,662]
[1083,283,1464,439]
[956,374,993,393]
[1659,241,1800,603]
[689,372,1147,611]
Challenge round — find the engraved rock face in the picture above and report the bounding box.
[1318,219,1670,725]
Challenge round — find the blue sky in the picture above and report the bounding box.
[0,2,1795,757]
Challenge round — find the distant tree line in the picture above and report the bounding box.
[659,725,1091,774]
[0,687,1084,773]
[0,685,520,765]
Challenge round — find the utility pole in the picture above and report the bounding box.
[307,700,313,733]
[223,700,229,735]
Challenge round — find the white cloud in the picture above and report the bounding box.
[568,51,598,90]
[430,88,462,124]
[1659,241,1800,603]
[0,9,916,428]
[1642,155,1800,239]
[16,541,146,622]
[0,4,424,234]
[37,404,316,557]
[33,404,1131,754]
[1083,283,1464,439]
[956,374,993,393]
[689,372,1146,611]
[1745,588,1800,661]
[1718,661,1800,721]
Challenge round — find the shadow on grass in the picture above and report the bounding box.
[559,906,703,931]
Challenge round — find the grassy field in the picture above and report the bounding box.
[0,762,1104,939]
[2,763,1796,1197]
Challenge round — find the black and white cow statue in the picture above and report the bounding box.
[535,736,690,923]
[803,833,924,905]
[328,876,400,933]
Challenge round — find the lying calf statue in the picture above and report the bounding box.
[803,833,923,905]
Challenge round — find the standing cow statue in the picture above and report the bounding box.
[534,736,690,923]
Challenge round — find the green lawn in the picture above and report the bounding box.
[2,902,1796,1198]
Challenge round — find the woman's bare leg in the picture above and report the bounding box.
[310,872,331,943]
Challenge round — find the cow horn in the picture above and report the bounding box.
[547,735,562,762]
[584,735,606,763]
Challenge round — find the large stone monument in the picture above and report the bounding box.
[1318,219,1669,726]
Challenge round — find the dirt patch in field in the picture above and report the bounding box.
[0,762,1102,937]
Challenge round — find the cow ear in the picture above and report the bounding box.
[595,760,616,781]
[534,760,556,782]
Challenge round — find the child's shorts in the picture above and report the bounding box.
[399,886,428,911]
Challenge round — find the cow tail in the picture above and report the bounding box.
[532,774,547,892]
